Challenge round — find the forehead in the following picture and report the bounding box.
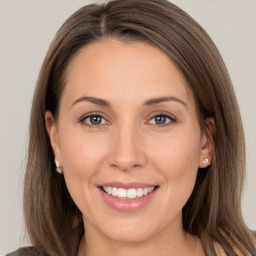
[63,39,195,108]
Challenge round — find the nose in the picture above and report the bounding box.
[108,124,147,171]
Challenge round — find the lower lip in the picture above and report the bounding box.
[99,187,158,212]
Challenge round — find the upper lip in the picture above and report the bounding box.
[98,182,157,189]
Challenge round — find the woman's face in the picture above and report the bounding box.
[46,39,212,243]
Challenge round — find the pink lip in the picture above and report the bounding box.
[98,182,159,212]
[99,182,156,189]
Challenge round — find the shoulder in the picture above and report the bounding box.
[6,247,33,256]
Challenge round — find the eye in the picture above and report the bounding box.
[80,114,108,127]
[148,113,176,126]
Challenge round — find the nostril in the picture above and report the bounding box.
[109,161,143,171]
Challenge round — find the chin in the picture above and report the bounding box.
[99,220,157,243]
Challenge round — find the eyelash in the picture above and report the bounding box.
[79,111,176,128]
[79,112,108,128]
[148,111,177,127]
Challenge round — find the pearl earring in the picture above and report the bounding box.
[55,160,63,174]
[203,158,209,165]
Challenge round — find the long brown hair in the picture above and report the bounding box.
[24,0,255,255]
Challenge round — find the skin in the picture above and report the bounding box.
[46,39,214,256]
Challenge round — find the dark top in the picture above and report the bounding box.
[6,248,29,256]
[6,233,256,256]
[6,247,31,256]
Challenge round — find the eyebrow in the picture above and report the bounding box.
[144,96,187,107]
[72,96,111,107]
[71,96,187,108]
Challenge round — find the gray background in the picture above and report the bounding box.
[0,0,255,254]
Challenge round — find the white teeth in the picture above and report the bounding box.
[107,186,112,194]
[117,188,127,198]
[136,188,143,197]
[102,186,156,199]
[143,187,149,195]
[112,187,118,196]
[148,187,154,193]
[127,188,136,199]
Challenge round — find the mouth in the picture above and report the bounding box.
[98,182,159,212]
[99,186,158,200]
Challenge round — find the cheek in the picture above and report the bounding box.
[57,127,109,211]
[59,128,107,177]
[149,128,201,203]
[150,127,201,172]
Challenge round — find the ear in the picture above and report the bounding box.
[45,111,62,165]
[198,117,215,168]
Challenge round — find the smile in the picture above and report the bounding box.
[98,182,159,212]
[101,186,155,199]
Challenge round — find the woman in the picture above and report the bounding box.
[7,0,256,255]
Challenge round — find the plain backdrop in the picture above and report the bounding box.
[0,0,255,254]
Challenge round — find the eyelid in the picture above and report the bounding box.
[79,111,111,127]
[79,111,176,128]
[146,111,177,126]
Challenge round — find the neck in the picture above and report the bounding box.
[77,218,205,256]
